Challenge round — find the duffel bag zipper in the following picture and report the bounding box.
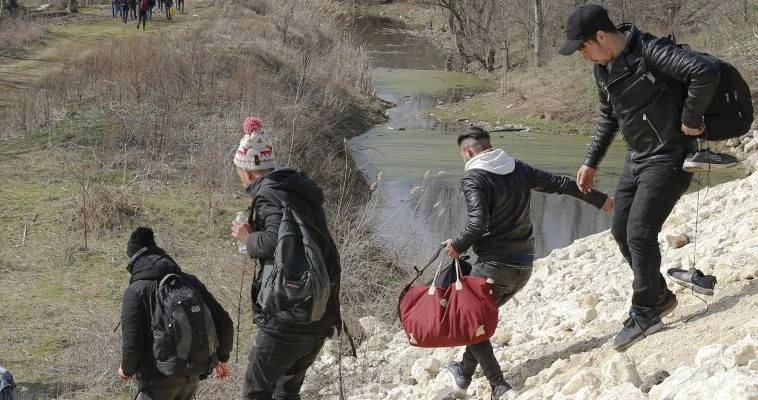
[642,113,663,144]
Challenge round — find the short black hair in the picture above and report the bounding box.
[457,125,490,146]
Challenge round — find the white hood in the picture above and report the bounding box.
[464,148,515,175]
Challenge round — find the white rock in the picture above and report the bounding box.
[560,370,601,395]
[602,353,642,387]
[597,383,647,400]
[695,344,727,366]
[721,337,756,368]
[410,357,440,384]
[649,363,727,400]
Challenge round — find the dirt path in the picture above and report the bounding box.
[0,3,213,96]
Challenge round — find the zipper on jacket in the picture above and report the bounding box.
[620,74,648,95]
[642,113,663,144]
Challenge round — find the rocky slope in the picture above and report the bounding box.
[312,126,758,400]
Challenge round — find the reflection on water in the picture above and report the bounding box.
[351,14,747,263]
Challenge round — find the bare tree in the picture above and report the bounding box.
[533,0,545,67]
[425,0,500,71]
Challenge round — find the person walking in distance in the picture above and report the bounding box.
[136,0,148,30]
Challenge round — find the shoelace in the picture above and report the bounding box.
[625,310,650,337]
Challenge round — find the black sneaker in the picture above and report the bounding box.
[667,268,717,295]
[613,309,664,352]
[447,362,471,392]
[491,381,512,400]
[682,149,739,172]
[623,291,677,326]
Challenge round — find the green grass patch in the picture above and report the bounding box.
[426,93,592,134]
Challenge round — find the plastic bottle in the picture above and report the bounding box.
[234,211,248,254]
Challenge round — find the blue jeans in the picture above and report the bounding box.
[112,2,121,17]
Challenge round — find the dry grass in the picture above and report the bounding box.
[0,15,48,56]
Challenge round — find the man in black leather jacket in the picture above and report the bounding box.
[558,4,720,351]
[443,126,612,399]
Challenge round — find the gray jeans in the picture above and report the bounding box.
[459,261,532,385]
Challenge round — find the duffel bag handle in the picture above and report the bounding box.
[427,258,446,295]
[454,258,463,291]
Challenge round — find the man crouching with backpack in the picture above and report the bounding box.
[230,117,342,400]
[118,227,234,399]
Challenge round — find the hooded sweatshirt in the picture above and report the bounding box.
[452,149,607,263]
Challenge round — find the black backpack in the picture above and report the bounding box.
[648,36,754,141]
[254,189,331,324]
[151,273,219,377]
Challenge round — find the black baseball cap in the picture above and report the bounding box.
[558,4,616,56]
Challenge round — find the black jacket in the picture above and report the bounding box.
[452,153,607,260]
[245,168,341,337]
[585,25,719,168]
[120,247,234,386]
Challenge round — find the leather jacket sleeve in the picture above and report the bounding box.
[452,173,490,253]
[585,76,620,168]
[644,39,721,129]
[525,163,608,209]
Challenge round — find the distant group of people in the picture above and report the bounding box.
[112,0,183,30]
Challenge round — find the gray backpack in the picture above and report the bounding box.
[256,195,331,324]
[0,366,16,400]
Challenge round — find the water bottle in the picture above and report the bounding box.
[234,211,248,254]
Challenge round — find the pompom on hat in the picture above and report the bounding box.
[234,116,276,171]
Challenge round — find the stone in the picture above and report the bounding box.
[560,370,601,395]
[581,308,598,323]
[580,294,599,309]
[639,369,670,394]
[491,330,512,347]
[721,337,756,368]
[410,357,441,384]
[648,363,727,400]
[602,353,642,387]
[667,233,691,249]
[695,344,727,366]
[597,383,647,400]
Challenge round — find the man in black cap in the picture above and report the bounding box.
[118,227,234,399]
[558,4,722,351]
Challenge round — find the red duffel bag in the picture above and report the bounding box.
[398,245,499,348]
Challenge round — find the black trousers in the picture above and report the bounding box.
[243,330,326,400]
[137,11,147,29]
[137,377,198,400]
[176,0,183,12]
[612,160,692,309]
[459,261,532,385]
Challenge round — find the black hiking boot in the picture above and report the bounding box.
[491,381,512,400]
[613,309,664,352]
[682,149,739,172]
[667,268,717,295]
[447,362,471,392]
